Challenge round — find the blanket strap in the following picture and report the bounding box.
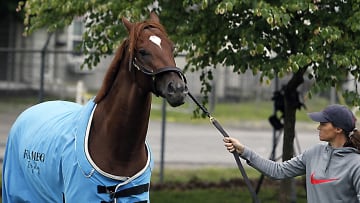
[98,183,150,203]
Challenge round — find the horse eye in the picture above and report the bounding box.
[138,49,148,56]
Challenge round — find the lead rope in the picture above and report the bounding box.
[188,92,260,203]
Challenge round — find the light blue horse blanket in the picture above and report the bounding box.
[2,99,153,203]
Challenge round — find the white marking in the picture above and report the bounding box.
[149,35,162,49]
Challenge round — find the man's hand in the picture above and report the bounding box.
[223,137,245,155]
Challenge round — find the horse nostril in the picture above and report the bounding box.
[167,82,188,94]
[167,82,176,94]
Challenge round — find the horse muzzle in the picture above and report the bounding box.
[132,59,188,106]
[165,80,188,107]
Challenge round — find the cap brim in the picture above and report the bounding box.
[308,112,328,122]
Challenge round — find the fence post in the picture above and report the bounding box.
[159,98,167,183]
[38,33,53,103]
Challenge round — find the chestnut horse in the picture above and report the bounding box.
[3,12,187,203]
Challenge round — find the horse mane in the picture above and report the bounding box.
[94,18,168,103]
[94,40,128,103]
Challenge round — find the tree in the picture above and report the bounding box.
[19,0,360,202]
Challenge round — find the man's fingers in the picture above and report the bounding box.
[226,145,234,152]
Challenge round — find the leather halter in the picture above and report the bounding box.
[132,58,187,96]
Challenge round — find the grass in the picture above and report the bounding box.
[151,187,307,203]
[151,188,258,203]
[151,167,261,183]
[0,96,39,112]
[149,167,307,203]
[149,96,330,124]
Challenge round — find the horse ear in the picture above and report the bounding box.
[122,17,133,32]
[149,11,160,23]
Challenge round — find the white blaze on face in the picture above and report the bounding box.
[149,35,162,49]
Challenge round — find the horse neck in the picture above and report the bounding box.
[89,61,152,175]
[96,88,152,143]
[93,68,152,148]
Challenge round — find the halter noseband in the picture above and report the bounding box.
[132,58,187,96]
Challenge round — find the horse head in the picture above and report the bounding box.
[122,12,188,107]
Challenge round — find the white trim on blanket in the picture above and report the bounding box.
[84,105,151,182]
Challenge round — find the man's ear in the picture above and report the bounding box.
[335,127,344,134]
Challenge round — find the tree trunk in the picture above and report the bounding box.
[279,67,307,203]
[279,100,296,202]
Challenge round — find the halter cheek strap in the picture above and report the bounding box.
[132,58,187,96]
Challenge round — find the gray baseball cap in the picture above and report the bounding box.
[308,104,356,133]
